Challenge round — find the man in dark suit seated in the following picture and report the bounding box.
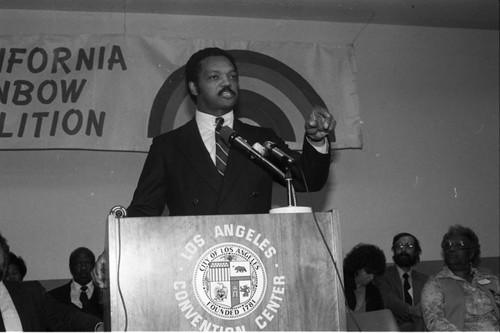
[375,232,429,331]
[93,47,336,285]
[0,232,103,331]
[49,247,103,319]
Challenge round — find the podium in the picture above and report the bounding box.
[103,211,346,331]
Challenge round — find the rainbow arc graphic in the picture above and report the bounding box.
[148,50,331,145]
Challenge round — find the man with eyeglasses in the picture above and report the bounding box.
[375,232,429,331]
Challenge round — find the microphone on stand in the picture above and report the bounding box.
[263,141,295,165]
[217,127,308,212]
[252,142,266,155]
[217,126,285,181]
[262,143,300,209]
[218,126,264,162]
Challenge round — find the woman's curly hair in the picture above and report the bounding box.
[343,243,387,311]
[343,243,386,278]
[442,224,481,266]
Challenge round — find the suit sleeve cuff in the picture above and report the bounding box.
[306,137,329,154]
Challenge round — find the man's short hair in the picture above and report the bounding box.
[69,247,96,275]
[391,232,422,262]
[184,47,238,101]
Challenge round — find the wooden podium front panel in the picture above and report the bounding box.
[105,211,345,331]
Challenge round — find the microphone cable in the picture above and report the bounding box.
[109,206,129,331]
[298,167,362,331]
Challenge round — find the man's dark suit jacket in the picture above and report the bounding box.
[1,281,100,331]
[376,265,429,331]
[127,118,331,217]
[49,281,103,319]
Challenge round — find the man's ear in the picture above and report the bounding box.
[188,81,198,96]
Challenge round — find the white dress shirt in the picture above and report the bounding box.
[196,110,234,165]
[70,280,94,308]
[396,265,414,299]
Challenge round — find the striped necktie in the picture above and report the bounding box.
[215,117,229,176]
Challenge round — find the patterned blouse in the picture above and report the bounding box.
[421,266,499,331]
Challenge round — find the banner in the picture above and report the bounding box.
[0,35,362,151]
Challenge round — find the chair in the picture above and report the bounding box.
[346,309,400,331]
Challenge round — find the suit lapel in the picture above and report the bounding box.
[217,120,254,204]
[390,267,405,298]
[172,118,259,206]
[3,282,29,331]
[173,119,222,193]
[63,281,72,303]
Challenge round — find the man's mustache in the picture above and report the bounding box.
[219,87,235,96]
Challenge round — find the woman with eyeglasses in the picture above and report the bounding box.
[421,225,499,331]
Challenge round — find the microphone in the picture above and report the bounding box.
[217,126,285,180]
[252,142,266,155]
[217,126,264,161]
[264,141,295,165]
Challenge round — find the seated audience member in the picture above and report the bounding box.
[5,252,27,282]
[49,247,103,319]
[421,225,499,331]
[343,243,386,313]
[0,232,103,331]
[375,232,429,331]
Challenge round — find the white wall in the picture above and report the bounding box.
[1,9,498,280]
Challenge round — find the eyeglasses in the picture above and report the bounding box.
[393,243,415,250]
[442,239,470,251]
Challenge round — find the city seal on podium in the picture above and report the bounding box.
[193,242,267,320]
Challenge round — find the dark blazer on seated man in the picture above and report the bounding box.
[0,232,101,331]
[377,265,428,330]
[49,247,103,319]
[1,280,101,331]
[376,233,429,331]
[49,280,103,319]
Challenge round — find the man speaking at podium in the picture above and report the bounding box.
[126,47,336,218]
[93,47,335,287]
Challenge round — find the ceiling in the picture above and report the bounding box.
[0,0,498,30]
